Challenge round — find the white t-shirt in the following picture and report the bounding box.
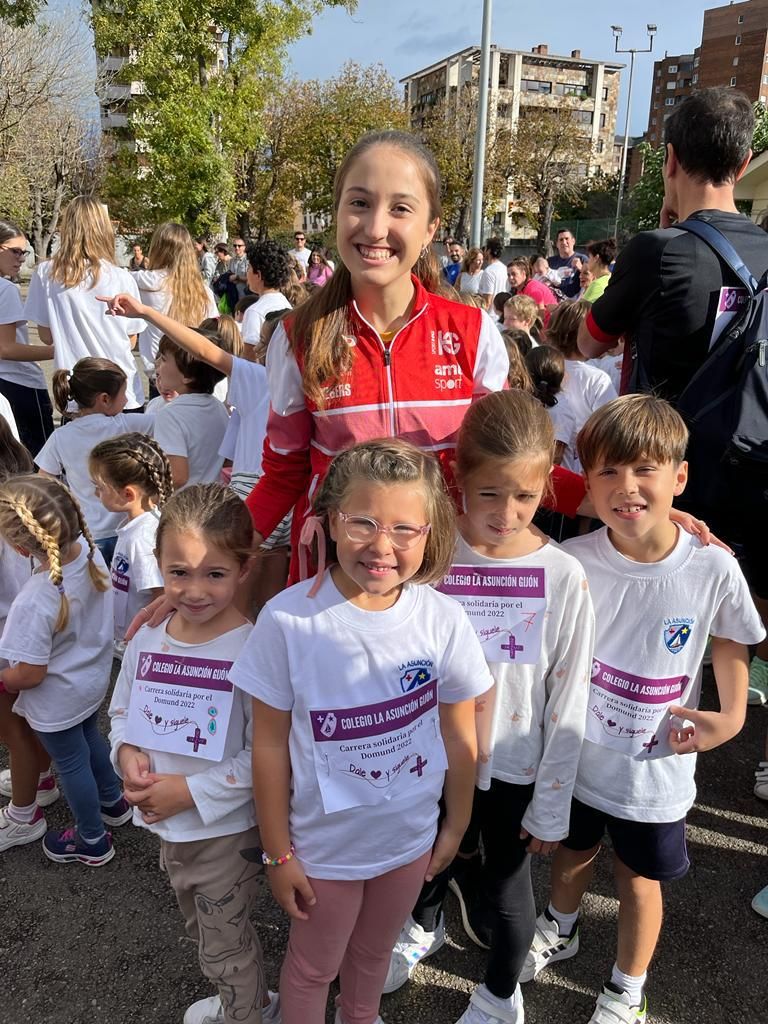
[439,534,594,841]
[24,261,145,408]
[217,356,269,492]
[110,510,163,644]
[241,292,291,346]
[0,542,113,732]
[109,620,257,842]
[0,393,19,441]
[458,271,483,294]
[557,361,617,472]
[132,269,219,375]
[0,542,30,636]
[587,353,623,394]
[35,412,155,540]
[153,393,229,487]
[546,399,579,465]
[478,260,508,300]
[564,527,765,822]
[288,247,310,269]
[0,278,46,389]
[231,572,493,880]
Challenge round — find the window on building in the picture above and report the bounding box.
[682,79,692,87]
[694,55,700,67]
[597,139,604,152]
[602,86,609,100]
[668,64,678,73]
[572,110,594,124]
[520,79,552,93]
[651,116,657,125]
[738,13,744,22]
[600,113,606,128]
[761,95,767,105]
[733,57,739,66]
[693,73,698,84]
[655,84,661,93]
[555,82,587,97]
[665,97,676,106]
[666,81,676,90]
[764,75,768,85]
[730,76,737,86]
[735,35,742,45]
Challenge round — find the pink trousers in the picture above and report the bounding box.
[279,851,431,1024]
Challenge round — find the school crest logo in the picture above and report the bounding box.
[114,554,129,575]
[664,619,694,654]
[399,664,433,693]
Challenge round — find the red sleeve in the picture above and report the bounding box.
[246,438,312,539]
[542,465,586,518]
[585,309,621,347]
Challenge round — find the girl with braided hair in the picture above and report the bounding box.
[89,433,172,658]
[0,475,130,866]
[35,357,155,564]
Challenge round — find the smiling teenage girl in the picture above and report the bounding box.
[244,131,509,581]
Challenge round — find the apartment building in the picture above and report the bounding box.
[647,0,768,145]
[401,43,622,238]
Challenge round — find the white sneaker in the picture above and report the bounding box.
[184,990,280,1024]
[381,914,445,994]
[755,762,768,801]
[588,983,647,1024]
[454,984,524,1024]
[334,1012,384,1024]
[519,909,579,982]
[0,768,60,807]
[0,804,47,851]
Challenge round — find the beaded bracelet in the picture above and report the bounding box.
[261,843,296,867]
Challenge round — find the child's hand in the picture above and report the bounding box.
[125,594,174,640]
[669,510,733,554]
[97,292,147,319]
[136,773,194,823]
[425,822,464,882]
[667,705,741,754]
[520,828,560,856]
[267,858,316,920]
[117,745,152,804]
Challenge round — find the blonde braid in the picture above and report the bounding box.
[133,438,173,507]
[68,488,109,592]
[0,494,70,632]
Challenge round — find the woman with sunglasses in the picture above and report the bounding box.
[0,221,55,452]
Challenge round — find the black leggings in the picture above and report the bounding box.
[0,378,54,456]
[413,780,537,998]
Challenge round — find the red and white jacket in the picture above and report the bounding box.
[246,278,509,547]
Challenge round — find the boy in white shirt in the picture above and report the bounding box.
[523,394,765,1024]
[153,336,230,489]
[240,241,291,353]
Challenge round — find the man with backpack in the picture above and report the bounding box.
[577,86,768,705]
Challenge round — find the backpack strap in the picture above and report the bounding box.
[677,217,758,295]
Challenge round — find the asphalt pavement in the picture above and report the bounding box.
[2,666,767,1024]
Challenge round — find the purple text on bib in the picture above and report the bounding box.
[311,680,438,742]
[136,651,233,692]
[439,565,545,598]
[591,658,688,705]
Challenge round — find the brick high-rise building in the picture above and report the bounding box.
[646,0,768,145]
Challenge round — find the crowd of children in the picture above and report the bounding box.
[0,128,766,1024]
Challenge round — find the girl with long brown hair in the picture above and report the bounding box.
[24,196,146,408]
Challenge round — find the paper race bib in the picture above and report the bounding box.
[439,565,546,664]
[710,286,749,350]
[586,657,688,758]
[125,650,235,762]
[309,679,447,814]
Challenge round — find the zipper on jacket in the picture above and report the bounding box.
[383,347,395,434]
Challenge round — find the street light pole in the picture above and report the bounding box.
[470,0,493,248]
[612,23,656,239]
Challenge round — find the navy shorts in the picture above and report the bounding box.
[562,797,689,882]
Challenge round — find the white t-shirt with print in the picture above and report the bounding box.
[440,533,594,841]
[231,572,493,881]
[0,278,46,389]
[545,399,579,462]
[0,542,113,732]
[564,527,765,822]
[217,356,269,490]
[132,269,219,375]
[241,292,291,346]
[109,620,257,842]
[478,261,508,301]
[35,412,155,540]
[110,510,163,644]
[557,361,617,472]
[153,393,229,487]
[24,261,145,408]
[0,542,30,637]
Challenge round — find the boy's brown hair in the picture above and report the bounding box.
[577,394,689,473]
[157,334,225,395]
[546,299,592,358]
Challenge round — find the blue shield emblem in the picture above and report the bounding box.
[664,622,692,654]
[400,667,432,693]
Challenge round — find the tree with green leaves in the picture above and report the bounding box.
[94,0,354,235]
[0,0,44,27]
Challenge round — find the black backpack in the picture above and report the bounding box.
[674,217,768,511]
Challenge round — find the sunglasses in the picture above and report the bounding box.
[0,246,30,258]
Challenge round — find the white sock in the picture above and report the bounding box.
[548,902,579,935]
[81,832,107,845]
[8,801,37,823]
[610,963,646,1006]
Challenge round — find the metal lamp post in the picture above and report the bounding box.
[612,23,656,239]
[470,0,493,248]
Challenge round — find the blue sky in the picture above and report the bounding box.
[288,0,718,136]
